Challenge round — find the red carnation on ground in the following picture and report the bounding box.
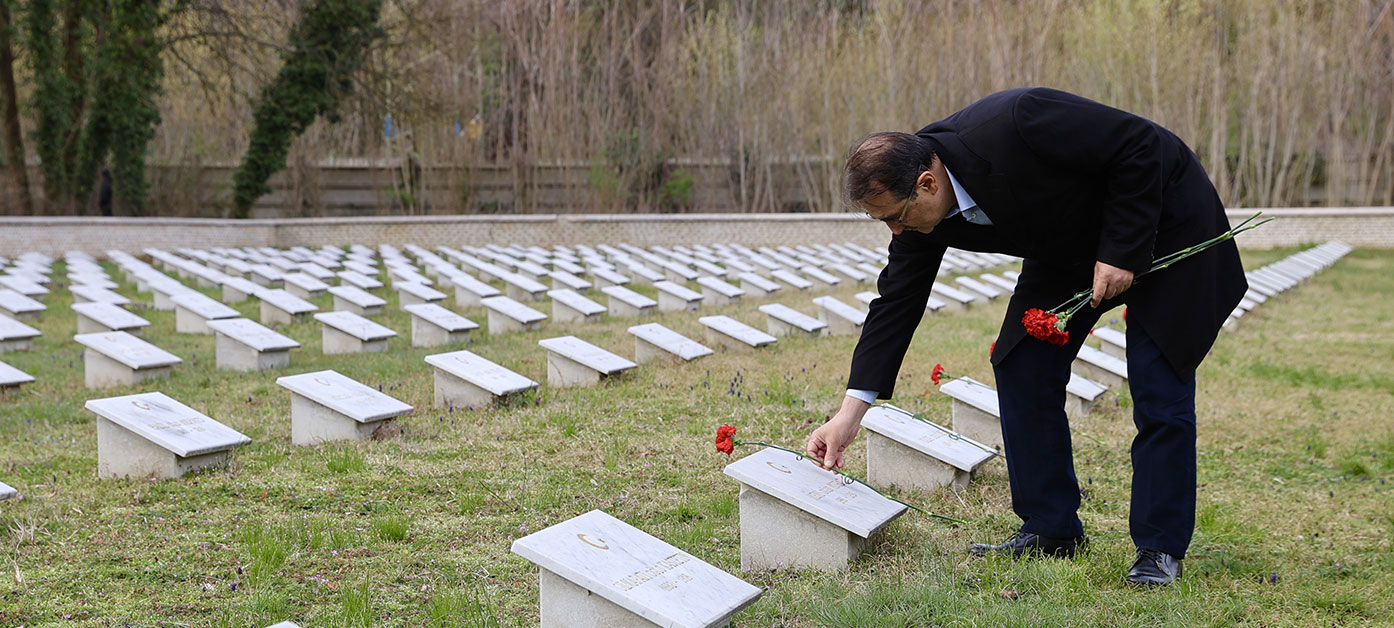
[989,341,996,356]
[931,364,946,386]
[715,424,737,455]
[1022,308,1070,346]
[1123,307,1129,322]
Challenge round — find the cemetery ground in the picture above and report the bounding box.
[1,248,1392,627]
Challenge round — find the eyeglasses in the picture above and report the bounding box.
[865,194,913,225]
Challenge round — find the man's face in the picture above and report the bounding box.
[860,165,954,235]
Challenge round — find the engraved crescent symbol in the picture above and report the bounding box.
[131,400,151,411]
[577,533,609,550]
[314,377,332,386]
[765,461,792,474]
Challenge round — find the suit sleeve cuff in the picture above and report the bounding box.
[845,388,879,404]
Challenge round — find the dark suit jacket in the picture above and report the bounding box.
[848,88,1247,398]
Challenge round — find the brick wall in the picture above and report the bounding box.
[2,208,1390,258]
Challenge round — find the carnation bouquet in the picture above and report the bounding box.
[1022,212,1271,346]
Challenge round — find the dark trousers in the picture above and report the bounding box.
[993,307,1197,559]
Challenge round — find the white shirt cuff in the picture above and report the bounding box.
[845,388,879,404]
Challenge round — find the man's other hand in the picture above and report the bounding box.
[1091,261,1134,307]
[806,396,872,470]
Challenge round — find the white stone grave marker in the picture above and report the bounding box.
[625,262,665,286]
[538,335,638,388]
[0,479,16,500]
[627,323,712,364]
[548,289,606,323]
[1090,327,1127,359]
[84,392,250,479]
[800,265,841,290]
[696,276,744,306]
[257,288,317,326]
[861,405,995,492]
[550,270,592,293]
[283,273,330,299]
[482,295,547,333]
[396,281,447,308]
[0,359,34,390]
[511,509,762,628]
[276,370,412,445]
[770,269,812,291]
[72,302,151,335]
[590,267,631,289]
[328,285,387,316]
[71,284,130,306]
[425,349,537,408]
[602,286,657,318]
[757,304,827,337]
[812,296,866,336]
[451,272,502,307]
[171,292,241,335]
[315,311,396,354]
[979,273,1016,293]
[654,281,703,312]
[206,318,300,372]
[930,282,978,310]
[0,289,45,320]
[248,264,285,287]
[954,276,1002,300]
[1073,345,1128,389]
[337,270,383,291]
[938,377,1002,450]
[1066,372,1107,419]
[698,315,775,353]
[0,275,47,296]
[828,263,869,284]
[501,272,549,302]
[403,303,478,347]
[737,272,781,297]
[723,447,906,571]
[72,331,178,388]
[221,276,260,304]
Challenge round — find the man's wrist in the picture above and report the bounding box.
[844,388,878,404]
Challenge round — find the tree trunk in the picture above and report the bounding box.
[0,0,32,216]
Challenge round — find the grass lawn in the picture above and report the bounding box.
[1,245,1391,627]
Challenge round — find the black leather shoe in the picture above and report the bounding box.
[967,531,1088,558]
[1126,548,1183,586]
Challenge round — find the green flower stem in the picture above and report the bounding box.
[1046,212,1274,317]
[880,403,1002,459]
[734,439,964,524]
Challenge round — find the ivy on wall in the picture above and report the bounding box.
[17,0,178,215]
[231,0,383,218]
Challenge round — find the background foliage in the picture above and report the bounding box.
[0,0,1391,215]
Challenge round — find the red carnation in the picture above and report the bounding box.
[931,364,946,386]
[715,424,737,455]
[1022,308,1070,346]
[989,341,996,356]
[1123,307,1129,322]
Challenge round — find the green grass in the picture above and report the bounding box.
[1,246,1392,626]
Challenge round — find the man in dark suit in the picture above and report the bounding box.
[805,87,1247,586]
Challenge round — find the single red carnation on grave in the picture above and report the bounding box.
[990,341,996,356]
[715,424,737,455]
[1022,308,1070,346]
[931,364,946,386]
[1123,307,1128,322]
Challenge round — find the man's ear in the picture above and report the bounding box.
[916,169,937,195]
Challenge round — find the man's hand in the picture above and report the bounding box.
[1091,261,1134,307]
[806,396,872,470]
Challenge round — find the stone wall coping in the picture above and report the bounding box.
[2,206,1390,228]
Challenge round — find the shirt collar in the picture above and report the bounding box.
[942,164,978,219]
